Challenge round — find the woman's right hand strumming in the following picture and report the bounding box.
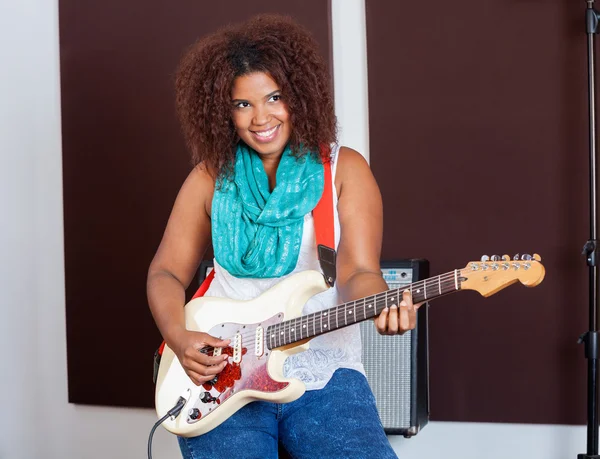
[171,329,231,386]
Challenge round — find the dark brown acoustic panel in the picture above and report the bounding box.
[366,1,587,424]
[60,1,332,408]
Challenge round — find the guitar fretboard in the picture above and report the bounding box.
[266,269,463,349]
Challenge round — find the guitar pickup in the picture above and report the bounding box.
[213,347,222,357]
[233,333,242,363]
[255,326,264,357]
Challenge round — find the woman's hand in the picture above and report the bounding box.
[374,290,421,335]
[171,330,231,386]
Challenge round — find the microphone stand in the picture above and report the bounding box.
[580,2,600,458]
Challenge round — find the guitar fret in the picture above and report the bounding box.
[316,312,321,335]
[315,312,323,335]
[304,313,308,338]
[367,296,375,318]
[418,283,425,302]
[304,314,308,339]
[290,319,295,343]
[292,318,297,341]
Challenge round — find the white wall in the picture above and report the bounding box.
[0,0,588,457]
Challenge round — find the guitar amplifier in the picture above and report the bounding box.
[360,259,430,437]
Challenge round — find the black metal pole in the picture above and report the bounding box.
[579,2,600,458]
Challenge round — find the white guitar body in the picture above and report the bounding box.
[155,270,329,437]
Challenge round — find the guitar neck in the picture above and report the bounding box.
[266,269,462,349]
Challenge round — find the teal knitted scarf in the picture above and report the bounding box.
[212,143,324,278]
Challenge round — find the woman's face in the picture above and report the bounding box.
[231,72,291,158]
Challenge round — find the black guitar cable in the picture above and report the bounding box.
[147,396,186,459]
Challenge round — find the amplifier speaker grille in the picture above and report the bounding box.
[359,259,429,437]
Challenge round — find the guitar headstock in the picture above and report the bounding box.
[460,253,545,297]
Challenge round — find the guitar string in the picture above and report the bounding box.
[199,271,464,353]
[200,271,465,352]
[273,262,526,339]
[195,270,464,354]
[197,260,530,353]
[268,274,462,340]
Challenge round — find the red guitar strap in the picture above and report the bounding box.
[313,147,337,287]
[192,269,215,300]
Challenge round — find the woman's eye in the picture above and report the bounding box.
[269,94,282,102]
[235,101,250,108]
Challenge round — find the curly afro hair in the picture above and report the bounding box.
[175,14,337,177]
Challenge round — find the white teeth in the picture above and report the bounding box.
[254,126,278,138]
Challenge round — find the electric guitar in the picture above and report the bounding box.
[155,254,545,437]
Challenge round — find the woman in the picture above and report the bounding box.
[147,14,417,458]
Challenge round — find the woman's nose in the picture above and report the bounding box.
[252,105,271,126]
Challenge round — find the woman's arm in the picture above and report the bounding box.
[334,147,417,335]
[147,164,229,385]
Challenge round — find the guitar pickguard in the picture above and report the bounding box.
[184,313,288,425]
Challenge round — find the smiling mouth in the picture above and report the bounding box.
[250,125,280,142]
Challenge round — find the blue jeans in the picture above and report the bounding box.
[178,368,397,458]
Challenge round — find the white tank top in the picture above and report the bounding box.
[204,145,364,390]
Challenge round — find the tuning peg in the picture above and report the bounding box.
[491,255,500,261]
[502,254,510,262]
[533,253,541,261]
[513,253,520,260]
[481,255,489,262]
[521,254,532,261]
